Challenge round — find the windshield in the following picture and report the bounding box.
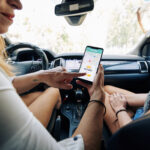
[7,0,146,55]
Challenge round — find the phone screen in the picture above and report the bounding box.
[78,46,103,83]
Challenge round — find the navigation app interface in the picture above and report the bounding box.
[79,47,103,82]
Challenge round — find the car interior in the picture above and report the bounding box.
[3,0,150,149]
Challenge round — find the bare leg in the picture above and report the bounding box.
[104,93,120,133]
[29,87,60,127]
[104,85,134,95]
[22,87,61,127]
[21,91,42,106]
[104,85,135,133]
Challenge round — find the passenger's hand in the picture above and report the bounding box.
[76,65,105,102]
[38,66,86,90]
[109,93,127,113]
[90,65,105,102]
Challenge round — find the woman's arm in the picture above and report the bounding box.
[12,67,85,94]
[12,72,41,94]
[125,93,148,107]
[116,110,132,127]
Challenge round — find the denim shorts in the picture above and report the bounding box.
[132,107,144,121]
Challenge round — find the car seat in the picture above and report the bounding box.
[107,113,150,150]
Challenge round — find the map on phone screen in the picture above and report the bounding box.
[79,46,103,82]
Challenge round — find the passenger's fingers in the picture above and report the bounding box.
[116,92,121,98]
[93,65,101,86]
[63,72,86,77]
[57,66,66,71]
[109,94,114,100]
[61,67,67,72]
[63,78,72,83]
[59,83,73,90]
[109,95,114,103]
[100,65,104,87]
[76,80,91,88]
[117,93,124,100]
[93,64,104,88]
[51,66,66,72]
[120,94,126,101]
[120,93,125,98]
[113,93,117,97]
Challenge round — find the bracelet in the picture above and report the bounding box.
[89,100,106,116]
[116,109,126,118]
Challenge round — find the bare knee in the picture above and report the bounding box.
[21,91,43,106]
[104,85,113,93]
[45,87,59,94]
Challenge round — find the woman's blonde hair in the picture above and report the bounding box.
[0,36,14,76]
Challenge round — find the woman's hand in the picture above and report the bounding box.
[38,66,86,90]
[90,65,105,102]
[77,65,105,102]
[109,93,127,113]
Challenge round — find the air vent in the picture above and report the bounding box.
[138,61,148,73]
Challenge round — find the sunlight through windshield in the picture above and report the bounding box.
[7,0,146,55]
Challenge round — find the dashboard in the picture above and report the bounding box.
[10,48,150,93]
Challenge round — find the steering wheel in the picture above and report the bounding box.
[6,43,49,70]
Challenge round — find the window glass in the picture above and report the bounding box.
[7,0,145,55]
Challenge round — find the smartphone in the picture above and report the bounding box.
[78,46,103,84]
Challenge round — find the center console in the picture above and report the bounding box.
[60,88,89,136]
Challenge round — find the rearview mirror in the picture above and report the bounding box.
[55,0,94,16]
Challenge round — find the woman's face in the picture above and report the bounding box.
[0,0,22,34]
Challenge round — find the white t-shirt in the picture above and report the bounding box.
[0,68,84,150]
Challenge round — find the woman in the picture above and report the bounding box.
[1,35,62,128]
[104,85,149,133]
[0,0,106,150]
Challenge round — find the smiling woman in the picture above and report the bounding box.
[0,0,22,33]
[6,0,145,55]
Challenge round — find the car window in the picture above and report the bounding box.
[7,0,146,55]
